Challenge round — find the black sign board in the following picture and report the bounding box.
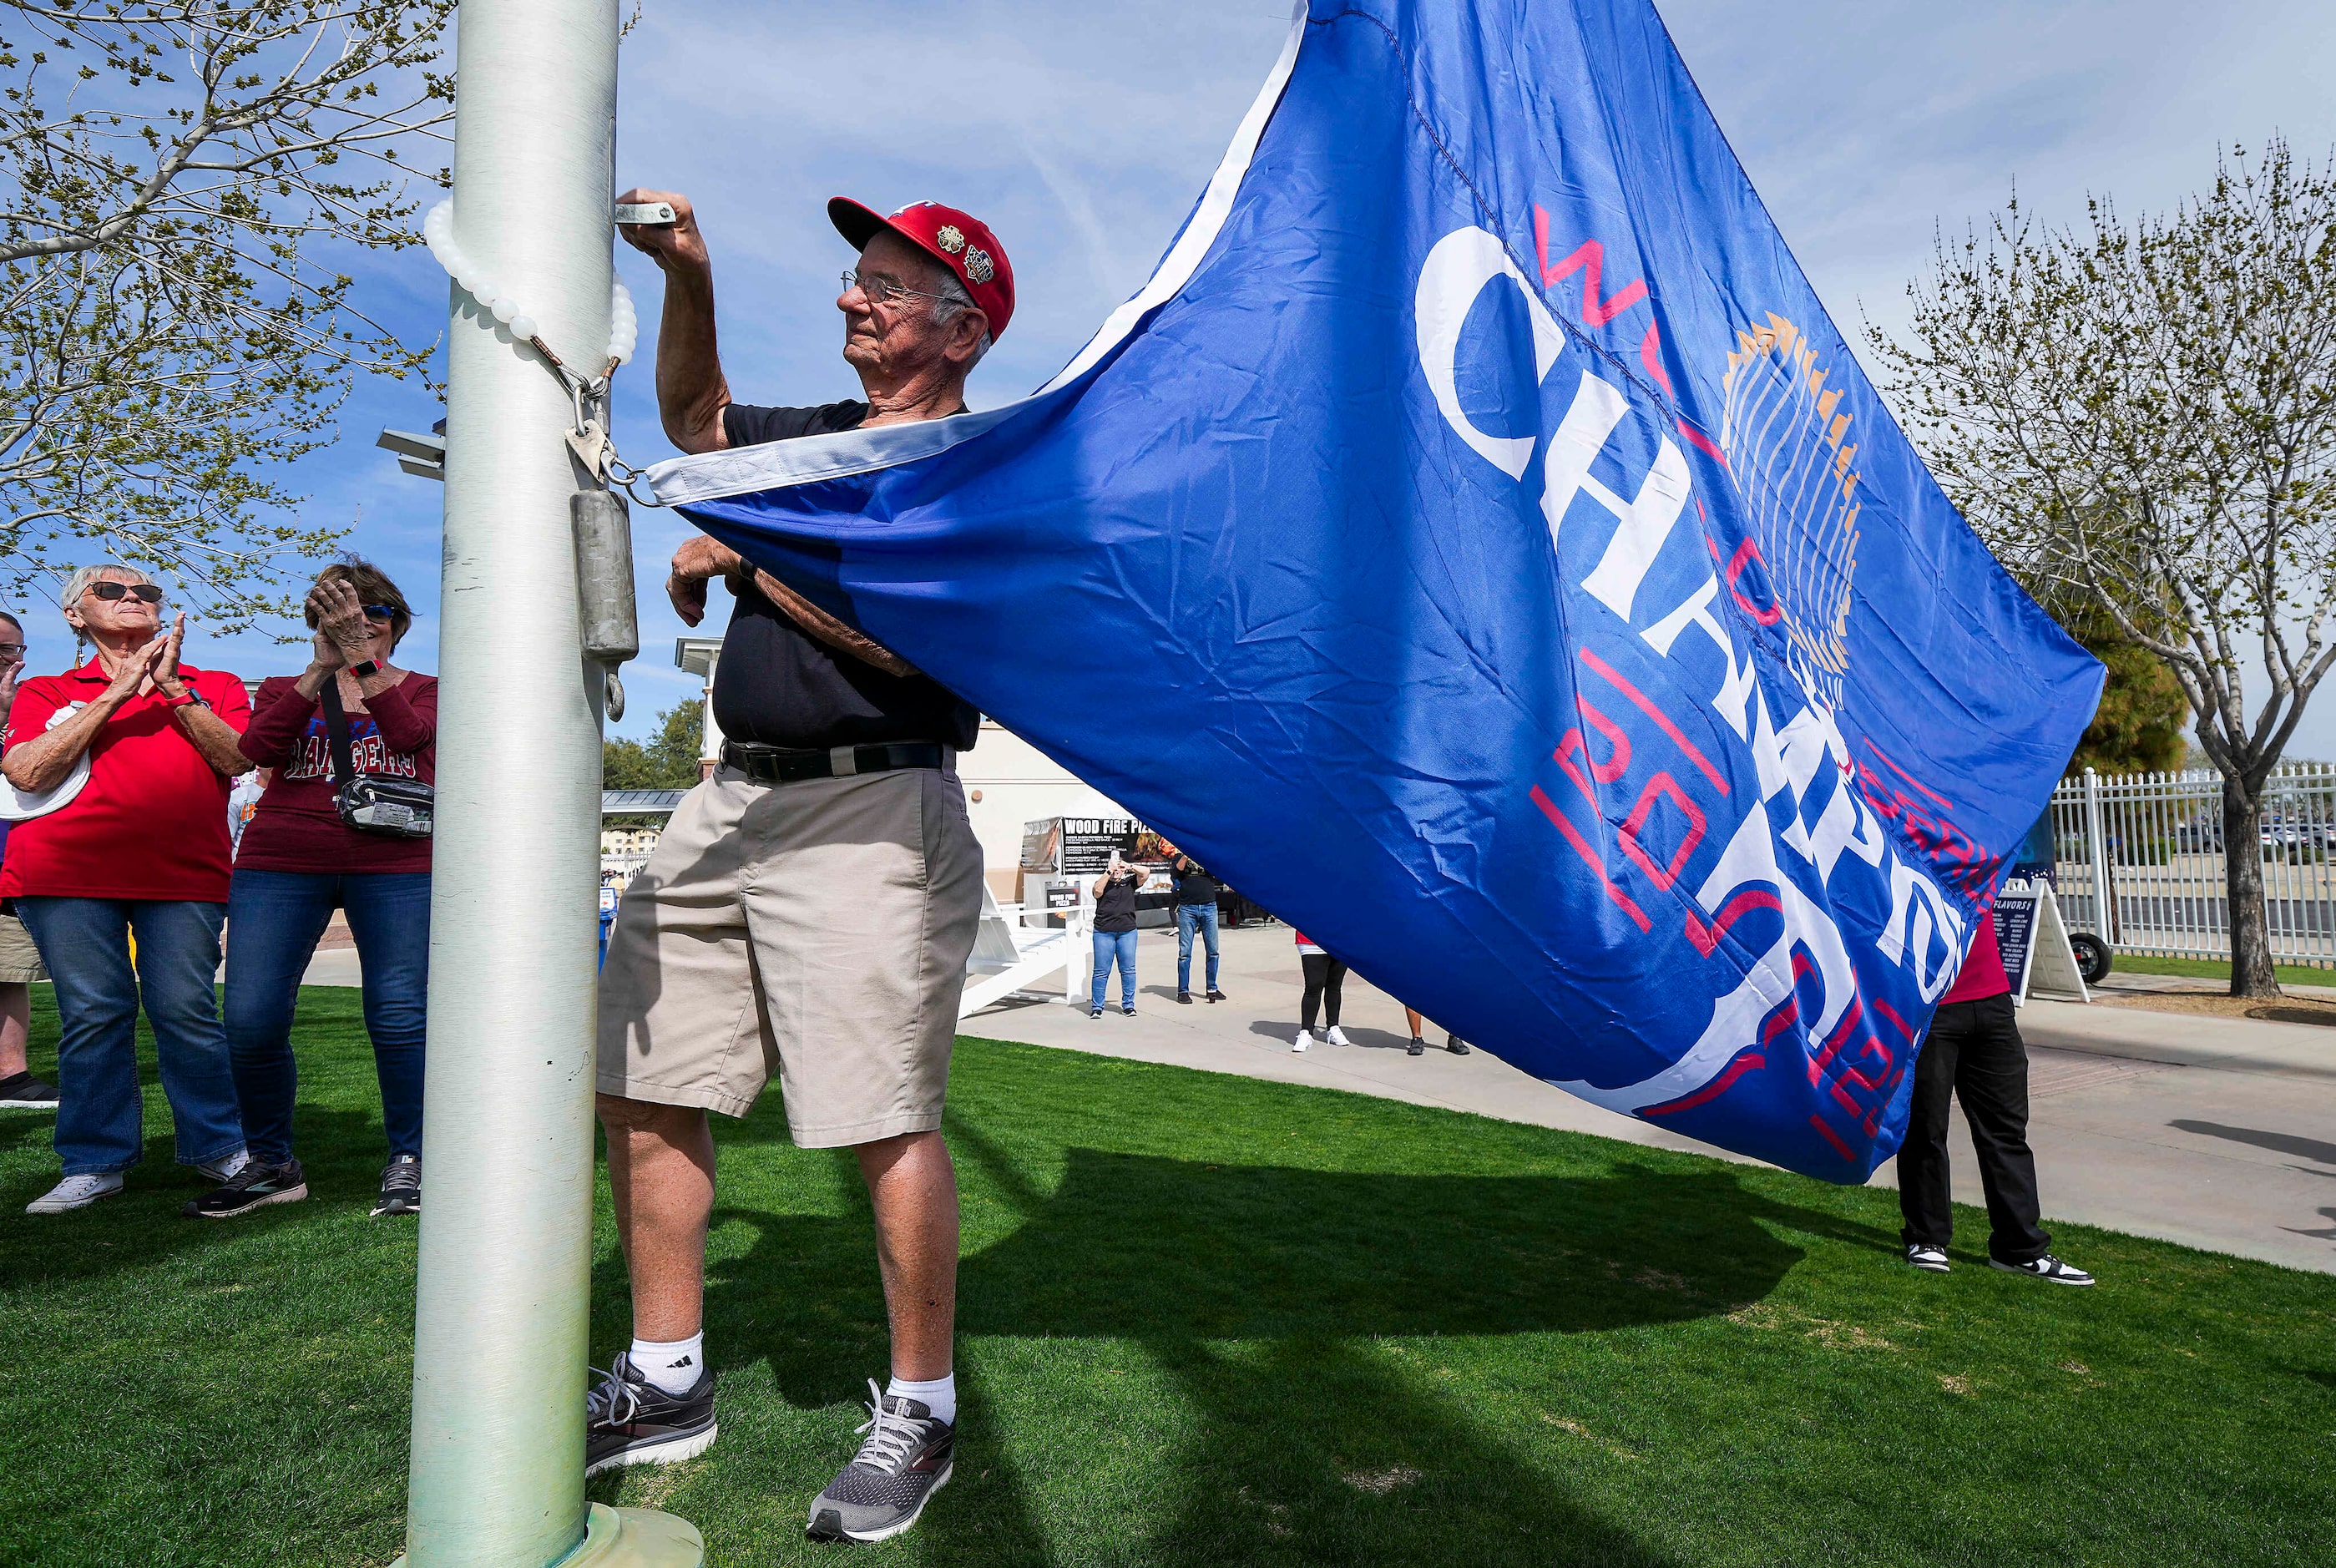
[1059,817,1140,875]
[1992,888,2040,1001]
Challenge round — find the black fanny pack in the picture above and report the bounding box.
[321,678,433,839]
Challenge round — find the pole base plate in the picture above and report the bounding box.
[561,1504,704,1567]
[392,1504,705,1568]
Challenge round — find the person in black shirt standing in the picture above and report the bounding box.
[1163,842,1226,1004]
[590,186,1013,1545]
[1087,856,1143,1018]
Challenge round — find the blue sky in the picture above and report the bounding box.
[20,0,2336,753]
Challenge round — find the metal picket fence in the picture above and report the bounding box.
[2049,762,2336,969]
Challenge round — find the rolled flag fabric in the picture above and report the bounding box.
[649,0,2100,1180]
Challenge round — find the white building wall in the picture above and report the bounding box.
[956,720,1129,899]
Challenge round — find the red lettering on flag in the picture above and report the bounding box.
[1530,783,1653,933]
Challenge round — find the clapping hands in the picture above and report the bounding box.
[308,578,376,663]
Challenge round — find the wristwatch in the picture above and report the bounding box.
[350,659,382,680]
[164,689,211,711]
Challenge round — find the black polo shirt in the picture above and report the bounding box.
[1171,860,1220,906]
[709,401,979,752]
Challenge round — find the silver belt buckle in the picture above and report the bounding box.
[828,746,858,777]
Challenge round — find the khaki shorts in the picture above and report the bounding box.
[0,909,46,984]
[595,763,983,1146]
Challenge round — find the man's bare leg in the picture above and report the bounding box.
[0,982,30,1081]
[598,1093,716,1341]
[856,1128,959,1382]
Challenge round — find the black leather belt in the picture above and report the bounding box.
[721,741,947,784]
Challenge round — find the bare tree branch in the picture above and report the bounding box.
[0,2,456,631]
[1869,140,2336,997]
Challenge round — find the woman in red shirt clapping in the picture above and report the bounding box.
[3,566,255,1214]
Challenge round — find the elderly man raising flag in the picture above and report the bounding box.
[587,189,1007,1545]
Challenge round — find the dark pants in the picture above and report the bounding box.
[224,870,431,1164]
[15,898,244,1176]
[1299,952,1347,1030]
[1897,992,2050,1263]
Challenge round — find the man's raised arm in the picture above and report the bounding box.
[618,187,731,454]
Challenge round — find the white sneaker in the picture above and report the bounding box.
[1325,1025,1352,1047]
[195,1148,250,1185]
[1991,1253,2095,1287]
[1292,1030,1313,1053]
[27,1172,124,1213]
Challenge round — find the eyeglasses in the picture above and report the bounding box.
[841,269,959,310]
[362,604,398,622]
[87,581,163,604]
[0,643,24,659]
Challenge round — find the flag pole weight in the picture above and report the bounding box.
[395,2,700,1564]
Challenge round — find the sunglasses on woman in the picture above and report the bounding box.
[87,581,163,604]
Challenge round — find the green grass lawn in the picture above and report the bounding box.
[2,986,2332,1567]
[2114,953,2336,989]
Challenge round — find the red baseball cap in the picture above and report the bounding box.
[829,197,1015,341]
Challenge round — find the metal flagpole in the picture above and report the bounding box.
[397,1,699,1563]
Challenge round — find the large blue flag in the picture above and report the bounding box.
[648,0,2100,1181]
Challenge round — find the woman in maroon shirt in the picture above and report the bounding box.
[190,562,437,1222]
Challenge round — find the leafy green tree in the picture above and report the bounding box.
[2065,617,2191,776]
[603,698,702,792]
[1873,139,2336,998]
[0,3,456,630]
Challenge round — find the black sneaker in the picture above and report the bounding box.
[1121,1005,1136,1016]
[585,1352,718,1477]
[1206,989,1226,1003]
[1446,1036,1471,1055]
[1905,1242,1950,1273]
[1089,1006,1103,1019]
[1407,1038,1425,1056]
[372,1153,422,1216]
[806,1383,954,1544]
[1991,1253,2095,1287]
[0,1071,58,1110]
[1177,990,1193,1004]
[184,1158,308,1220]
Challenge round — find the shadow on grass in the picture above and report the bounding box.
[0,1104,398,1291]
[641,1104,1878,1565]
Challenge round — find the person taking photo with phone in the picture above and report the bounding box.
[1089,853,1145,1018]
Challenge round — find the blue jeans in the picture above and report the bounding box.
[16,898,244,1176]
[1090,928,1138,1009]
[225,870,431,1164]
[1176,903,1221,993]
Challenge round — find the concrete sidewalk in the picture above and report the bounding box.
[955,924,2336,1276]
[301,923,2336,1274]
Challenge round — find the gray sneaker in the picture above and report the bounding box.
[806,1382,954,1544]
[372,1153,422,1216]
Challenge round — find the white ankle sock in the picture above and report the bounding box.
[629,1333,704,1396]
[886,1372,956,1424]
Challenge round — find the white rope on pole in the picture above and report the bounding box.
[423,199,639,370]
